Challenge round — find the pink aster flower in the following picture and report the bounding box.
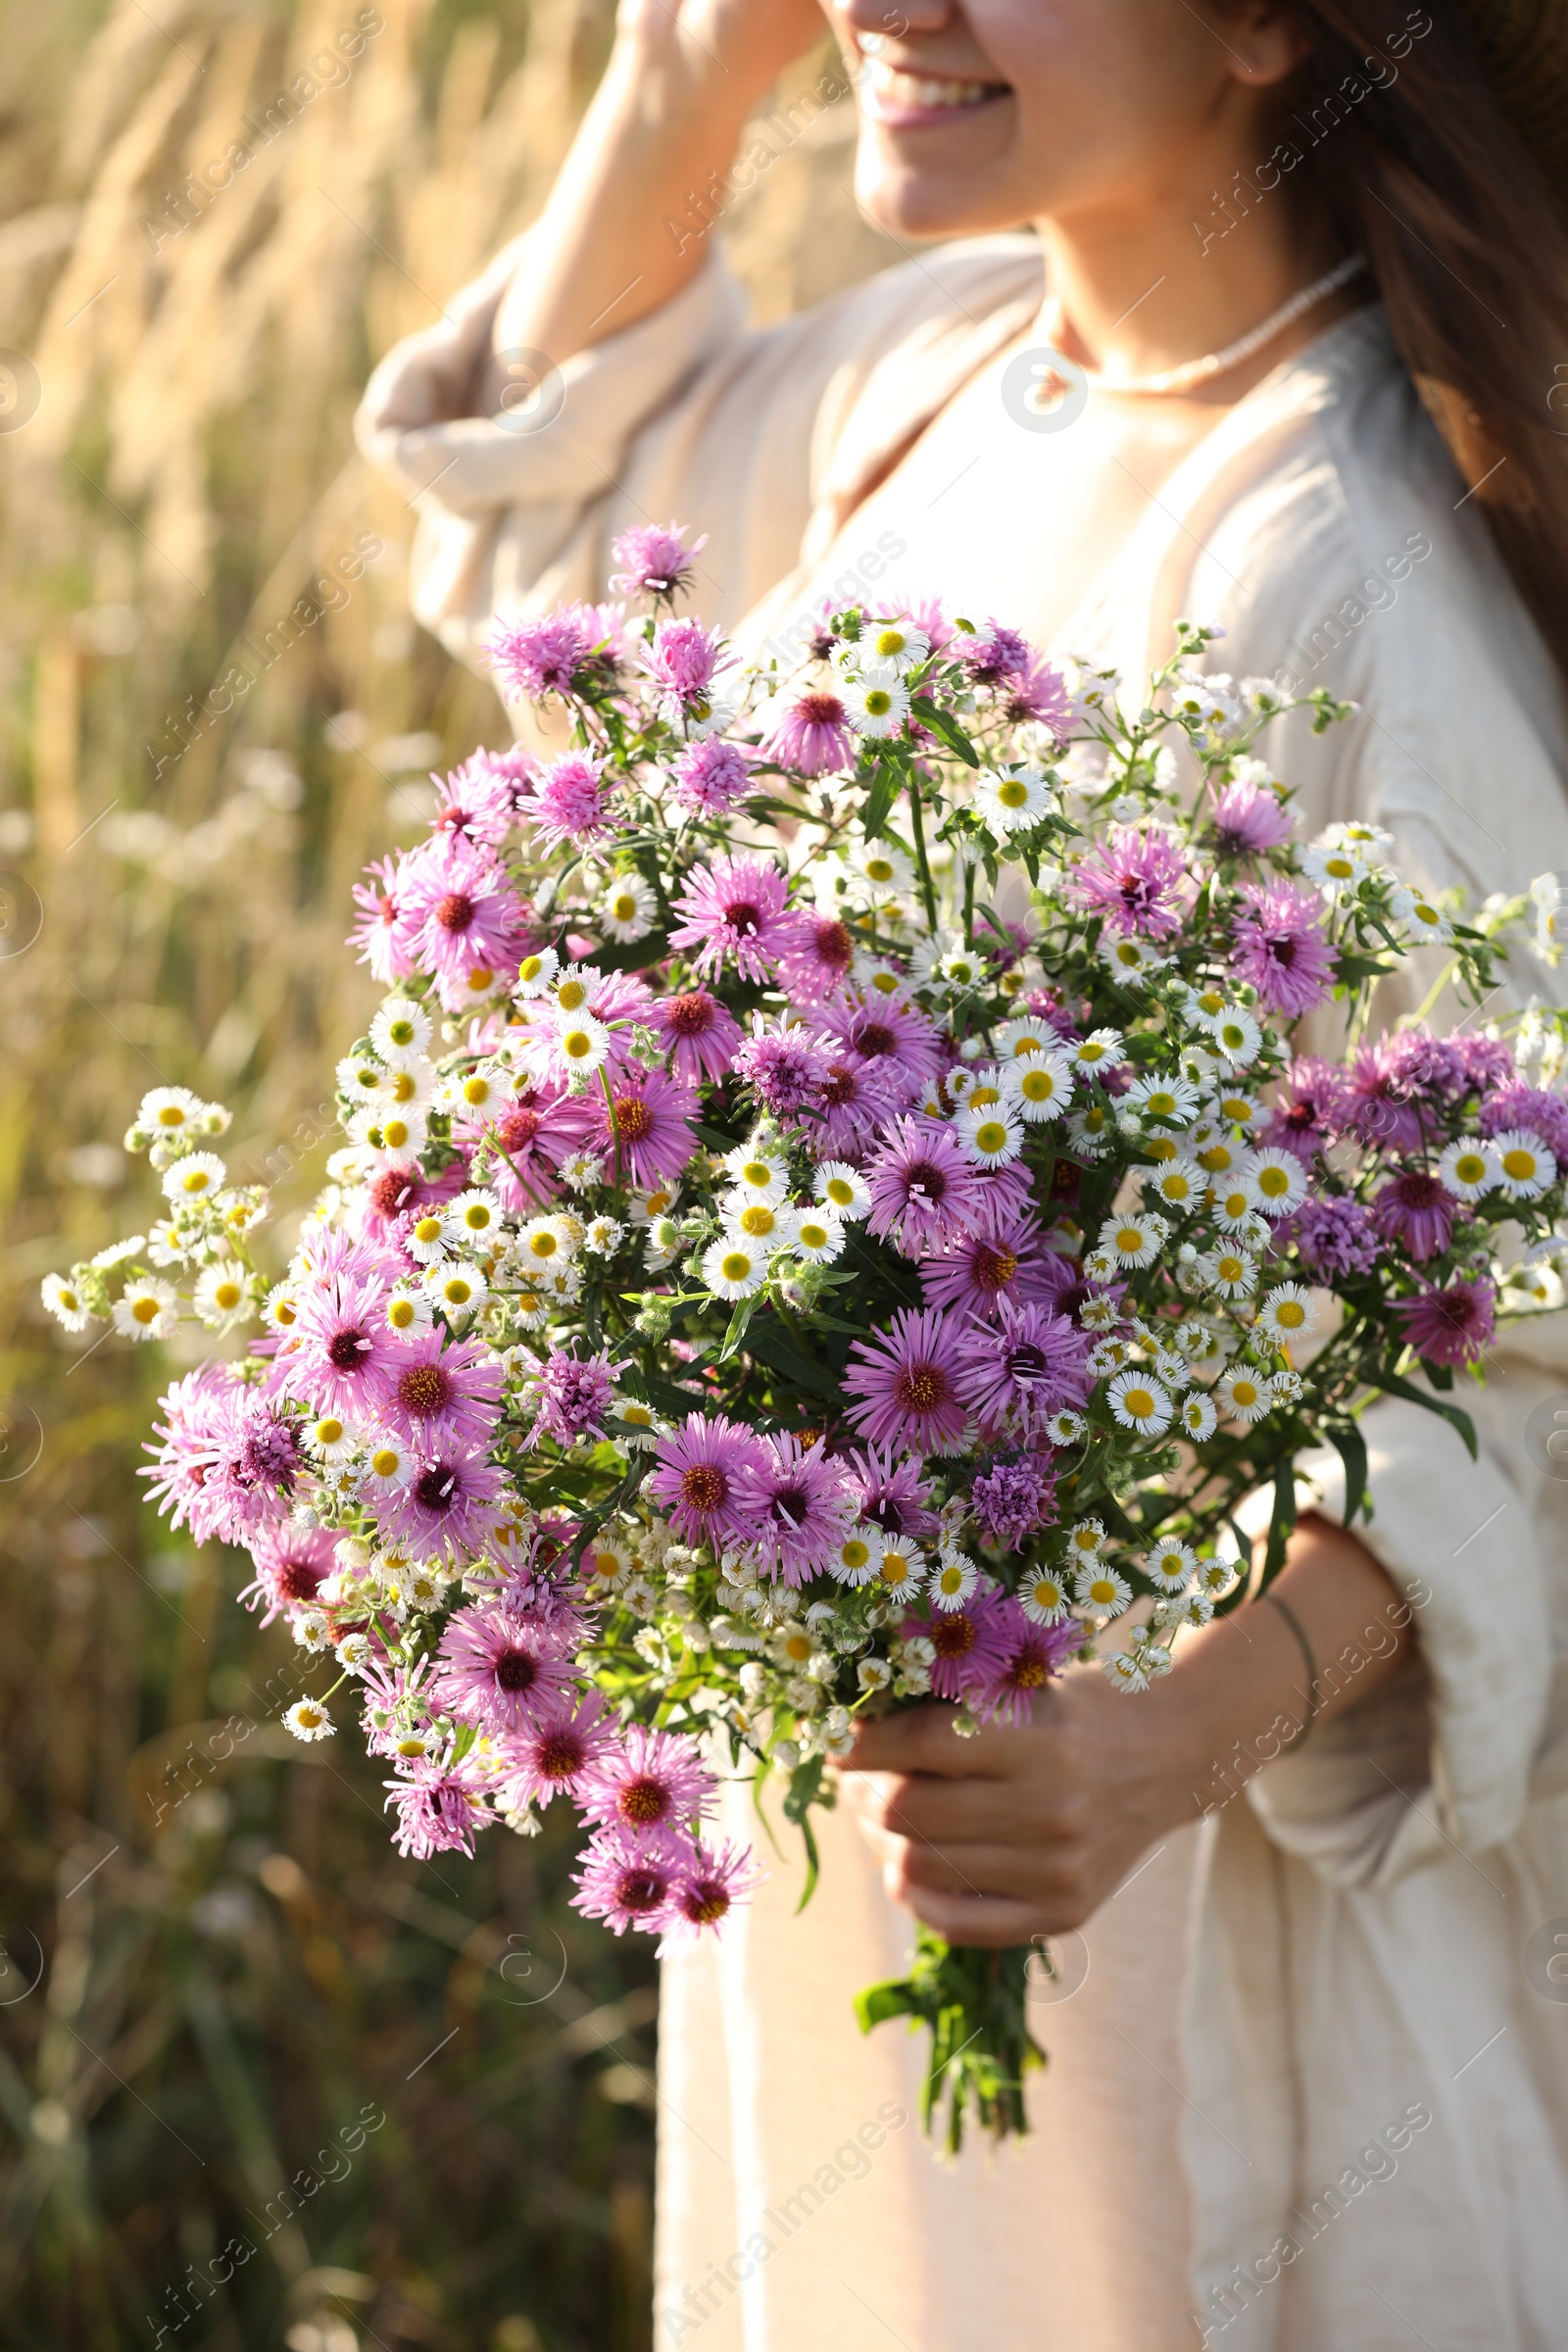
[579,1725,715,1835]
[357,1156,468,1250]
[667,855,808,985]
[1210,777,1293,856]
[1371,1168,1458,1262]
[641,616,733,729]
[396,839,527,1009]
[610,518,707,601]
[279,1273,395,1419]
[1260,1057,1348,1159]
[971,1606,1082,1725]
[865,1117,982,1258]
[1231,881,1334,1017]
[954,1298,1094,1440]
[776,914,858,1005]
[666,736,755,818]
[651,989,743,1085]
[142,1366,302,1544]
[1288,1195,1381,1279]
[428,755,519,850]
[487,603,620,701]
[560,1065,698,1190]
[1394,1273,1496,1369]
[496,1692,615,1810]
[519,752,613,855]
[810,989,944,1095]
[430,1602,578,1736]
[844,1444,940,1545]
[384,1751,490,1859]
[647,1413,766,1549]
[373,1446,508,1555]
[1343,1043,1429,1153]
[1068,825,1189,940]
[659,1838,764,1950]
[452,1081,572,1212]
[520,1346,617,1448]
[1000,650,1074,731]
[957,619,1036,689]
[349,855,417,983]
[732,1014,833,1124]
[571,1824,690,1936]
[919,1222,1064,1319]
[761,686,857,777]
[969,1452,1059,1550]
[373,1332,504,1450]
[236,1522,337,1627]
[738,1434,858,1586]
[811,1054,907,1155]
[845,1307,968,1454]
[907,1584,1014,1702]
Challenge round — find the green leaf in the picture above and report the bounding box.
[718,1296,758,1361]
[1259,1454,1298,1590]
[782,1752,825,1824]
[794,1808,820,1912]
[1365,1368,1478,1460]
[860,758,899,840]
[854,1977,921,2032]
[908,695,980,767]
[1324,1419,1369,1530]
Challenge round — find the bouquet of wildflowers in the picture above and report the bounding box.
[49,520,1568,2148]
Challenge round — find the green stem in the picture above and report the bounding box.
[906,771,940,935]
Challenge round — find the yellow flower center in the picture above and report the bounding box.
[739,1204,777,1237]
[1503,1148,1537,1181]
[1275,1299,1306,1329]
[841,1540,870,1571]
[998,778,1028,808]
[825,1177,854,1206]
[557,978,588,1010]
[1121,1387,1157,1421]
[719,1251,752,1283]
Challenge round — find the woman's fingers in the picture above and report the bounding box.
[840,1701,1034,1779]
[894,1883,1045,1949]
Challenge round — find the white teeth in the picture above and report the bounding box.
[868,63,1002,109]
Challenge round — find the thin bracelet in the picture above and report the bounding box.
[1263,1591,1322,1729]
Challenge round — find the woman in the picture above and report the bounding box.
[358,3,1568,2342]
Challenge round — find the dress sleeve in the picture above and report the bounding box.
[354,231,1044,672]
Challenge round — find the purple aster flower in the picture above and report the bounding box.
[384,1752,490,1859]
[431,1602,578,1736]
[1382,1031,1468,1108]
[865,1117,981,1258]
[652,989,743,1086]
[1479,1084,1568,1160]
[236,1522,337,1627]
[647,1413,767,1548]
[559,1064,698,1190]
[359,1655,435,1759]
[1288,1195,1381,1279]
[732,1015,833,1123]
[1210,778,1293,856]
[919,1222,1064,1319]
[776,913,858,1005]
[496,1692,616,1810]
[958,620,1035,688]
[970,1604,1082,1725]
[1068,826,1189,940]
[428,755,519,850]
[810,1054,906,1155]
[810,989,944,1094]
[519,752,613,855]
[845,1444,941,1544]
[395,838,527,1010]
[667,855,808,985]
[374,1332,503,1450]
[1001,651,1074,731]
[666,737,755,818]
[609,518,707,601]
[641,615,732,727]
[954,1298,1094,1440]
[761,686,856,777]
[1372,1169,1458,1261]
[453,1079,572,1212]
[350,855,418,984]
[279,1273,395,1419]
[906,1584,1014,1702]
[1231,881,1335,1017]
[521,1346,617,1448]
[579,1725,715,1835]
[374,1446,508,1555]
[488,603,619,701]
[1450,1035,1516,1094]
[358,1155,468,1251]
[969,1452,1059,1551]
[659,1838,763,1949]
[845,1307,968,1453]
[738,1434,858,1585]
[1343,1043,1429,1153]
[142,1366,302,1544]
[571,1824,689,1936]
[1260,1057,1348,1159]
[1394,1273,1496,1369]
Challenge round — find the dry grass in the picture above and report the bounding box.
[0,4,897,2345]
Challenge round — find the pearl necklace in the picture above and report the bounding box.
[1043,254,1366,399]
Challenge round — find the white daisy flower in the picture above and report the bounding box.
[112,1277,179,1341]
[1147,1159,1204,1212]
[421,1261,489,1317]
[1271,1367,1305,1405]
[1128,1073,1200,1126]
[1146,1538,1198,1592]
[1491,1127,1556,1201]
[792,1208,845,1263]
[933,946,989,993]
[998,1015,1058,1063]
[441,1064,502,1117]
[1065,1518,1106,1566]
[305,1413,357,1464]
[1078,1295,1121,1331]
[284,1697,334,1742]
[91,1236,147,1271]
[975,763,1054,837]
[1192,1126,1244,1179]
[1256,1282,1317,1344]
[1213,1088,1259,1131]
[1098,1211,1169,1268]
[1208,1005,1263,1068]
[643,1215,686,1270]
[1088,1335,1133,1375]
[601,872,657,944]
[1102,1649,1152,1691]
[363,1107,425,1158]
[1099,932,1168,980]
[1067,1104,1112,1157]
[1177,1391,1218,1445]
[1004,1049,1075,1122]
[194,1263,251,1329]
[827,1526,883,1586]
[611,1400,668,1451]
[42,1273,94,1332]
[514,947,561,1000]
[811,1159,870,1220]
[161,1151,226,1205]
[1390,886,1452,947]
[1242,1147,1307,1217]
[405,1211,450,1265]
[138,1085,207,1136]
[1217,1368,1274,1424]
[1066,1027,1125,1080]
[558,1150,608,1193]
[724,1196,798,1250]
[582,1539,634,1594]
[370,1000,432,1064]
[583,1214,625,1254]
[841,676,910,740]
[1020,1566,1073,1625]
[1107,1370,1173,1434]
[703,1237,767,1300]
[930,1549,979,1610]
[1046,1408,1087,1446]
[516,1214,578,1269]
[956,1100,1025,1166]
[848,838,913,903]
[261,1282,301,1334]
[1152,1347,1193,1389]
[1203,1247,1259,1300]
[722,1146,790,1204]
[1207,1178,1255,1232]
[1438,1139,1499,1202]
[1509,1261,1565,1310]
[444,1187,504,1248]
[1075,1564,1132,1618]
[363,1434,415,1491]
[872,1535,926,1598]
[334,1632,372,1673]
[855,616,930,679]
[550,1010,612,1078]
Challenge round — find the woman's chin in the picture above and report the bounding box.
[853,147,1029,245]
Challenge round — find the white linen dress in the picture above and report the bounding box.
[358,230,1568,2351]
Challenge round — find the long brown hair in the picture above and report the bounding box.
[1225,3,1568,684]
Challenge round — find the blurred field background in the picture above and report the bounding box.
[0,4,898,2345]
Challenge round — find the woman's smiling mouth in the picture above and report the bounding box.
[858,59,1013,129]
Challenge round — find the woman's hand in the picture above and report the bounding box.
[834,1515,1419,1948]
